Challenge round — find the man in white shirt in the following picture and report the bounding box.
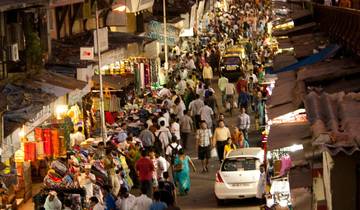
[188,94,205,128]
[199,103,214,130]
[133,186,153,210]
[70,127,86,148]
[156,153,170,180]
[175,77,187,96]
[173,97,186,120]
[237,107,250,140]
[158,87,172,98]
[156,121,172,151]
[44,191,62,210]
[165,136,182,164]
[116,187,136,210]
[218,74,229,106]
[170,117,181,141]
[77,164,96,202]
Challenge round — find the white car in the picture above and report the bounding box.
[214,147,264,205]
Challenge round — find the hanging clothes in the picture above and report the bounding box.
[24,142,36,162]
[51,129,60,157]
[35,128,43,141]
[43,129,52,156]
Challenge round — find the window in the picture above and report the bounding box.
[221,157,258,171]
[223,57,241,65]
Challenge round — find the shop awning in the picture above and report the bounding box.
[267,71,305,120]
[273,22,317,37]
[289,165,312,189]
[274,44,341,74]
[268,122,311,150]
[272,54,298,73]
[92,74,135,90]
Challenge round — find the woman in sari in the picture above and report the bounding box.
[173,149,196,195]
[232,127,244,148]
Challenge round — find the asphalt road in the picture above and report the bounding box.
[176,78,262,210]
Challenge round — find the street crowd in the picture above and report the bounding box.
[40,0,275,209]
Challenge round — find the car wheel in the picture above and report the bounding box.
[216,197,225,206]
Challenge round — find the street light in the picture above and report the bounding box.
[163,0,168,72]
[95,1,107,144]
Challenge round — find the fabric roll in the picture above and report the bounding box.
[51,129,60,157]
[35,128,43,141]
[43,129,52,156]
[24,142,36,162]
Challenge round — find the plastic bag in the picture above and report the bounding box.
[211,148,218,158]
[233,102,238,108]
[226,102,231,110]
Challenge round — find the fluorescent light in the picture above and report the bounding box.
[288,144,303,152]
[113,5,126,12]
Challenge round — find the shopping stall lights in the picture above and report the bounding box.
[55,105,68,119]
[113,5,126,12]
[288,144,303,152]
[18,126,25,138]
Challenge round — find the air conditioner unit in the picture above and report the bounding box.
[9,43,19,62]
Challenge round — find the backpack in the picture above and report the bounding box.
[169,143,180,164]
[154,131,164,155]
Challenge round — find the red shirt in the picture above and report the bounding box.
[236,79,248,93]
[136,157,154,181]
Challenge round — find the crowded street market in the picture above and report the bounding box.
[0,0,360,210]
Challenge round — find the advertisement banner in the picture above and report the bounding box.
[94,27,109,54]
[146,21,179,46]
[190,4,197,28]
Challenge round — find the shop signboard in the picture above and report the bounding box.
[80,47,94,60]
[50,0,84,7]
[146,21,179,46]
[125,0,154,13]
[94,27,109,54]
[190,4,197,29]
[197,1,205,25]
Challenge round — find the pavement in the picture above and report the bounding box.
[176,78,262,210]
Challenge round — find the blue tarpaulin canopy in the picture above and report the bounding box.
[272,44,341,74]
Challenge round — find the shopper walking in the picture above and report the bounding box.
[135,150,155,198]
[179,110,194,150]
[195,121,212,173]
[212,120,231,162]
[173,149,196,195]
[218,74,229,106]
[237,107,251,140]
[202,62,213,86]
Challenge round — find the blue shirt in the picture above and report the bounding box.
[105,194,116,210]
[149,201,167,210]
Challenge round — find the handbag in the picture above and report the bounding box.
[173,163,183,172]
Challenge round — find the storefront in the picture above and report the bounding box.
[0,72,90,207]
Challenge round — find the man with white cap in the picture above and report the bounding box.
[44,191,62,210]
[77,164,96,203]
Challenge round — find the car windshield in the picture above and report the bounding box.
[223,57,241,65]
[221,157,258,171]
